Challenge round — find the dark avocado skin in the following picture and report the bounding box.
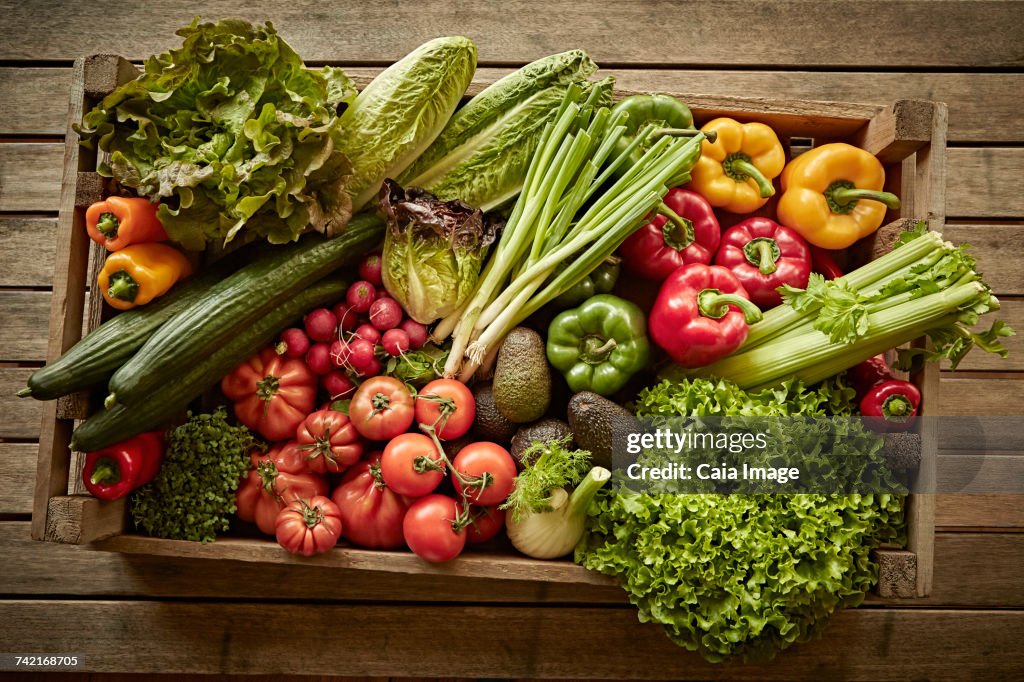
[472,383,518,442]
[492,327,552,423]
[568,391,641,470]
[511,418,574,464]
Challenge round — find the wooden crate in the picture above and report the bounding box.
[31,54,946,599]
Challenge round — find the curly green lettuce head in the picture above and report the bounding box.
[77,18,357,249]
[379,180,498,324]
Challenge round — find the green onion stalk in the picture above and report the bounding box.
[434,84,706,380]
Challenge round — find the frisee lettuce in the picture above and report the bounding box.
[78,18,357,249]
[576,377,905,662]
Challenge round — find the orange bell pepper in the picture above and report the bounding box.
[97,243,192,311]
[86,196,168,251]
[687,118,785,214]
[777,143,901,249]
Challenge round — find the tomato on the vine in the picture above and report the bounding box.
[403,494,467,563]
[275,495,342,557]
[451,442,517,506]
[464,505,506,544]
[348,376,415,440]
[415,379,475,440]
[380,433,445,498]
[331,452,410,549]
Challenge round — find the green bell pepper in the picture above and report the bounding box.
[546,294,650,396]
[551,256,621,309]
[611,94,716,186]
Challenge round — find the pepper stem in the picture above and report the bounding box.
[743,237,781,275]
[882,394,913,420]
[724,153,775,198]
[825,180,901,214]
[651,127,718,144]
[580,335,617,364]
[697,288,763,323]
[658,202,694,251]
[90,459,121,486]
[96,212,120,239]
[106,270,139,303]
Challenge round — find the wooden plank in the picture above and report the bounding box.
[939,453,1024,494]
[0,291,51,362]
[0,522,623,604]
[2,0,1022,67]
[32,58,95,541]
[0,217,57,286]
[943,222,1024,296]
[0,444,36,515]
[0,67,71,136]
[99,535,614,585]
[947,148,1024,218]
[2,521,1021,606]
[5,66,1024,142]
[0,143,63,212]
[0,368,42,439]
[0,600,1022,679]
[939,376,1024,416]
[937,494,1024,529]
[44,495,125,544]
[853,100,934,164]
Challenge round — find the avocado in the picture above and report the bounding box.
[471,383,518,442]
[568,391,641,470]
[510,418,574,465]
[492,327,551,423]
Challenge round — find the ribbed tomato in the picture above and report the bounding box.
[295,409,363,474]
[222,347,317,441]
[275,495,342,557]
[331,452,410,549]
[236,443,328,535]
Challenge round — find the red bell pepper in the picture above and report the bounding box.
[713,217,812,309]
[81,431,164,501]
[861,379,921,432]
[810,245,844,280]
[848,354,893,399]
[618,188,721,281]
[649,264,763,368]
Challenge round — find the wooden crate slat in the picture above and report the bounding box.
[1,0,1021,67]
[0,217,58,287]
[1,600,1022,679]
[6,66,1024,142]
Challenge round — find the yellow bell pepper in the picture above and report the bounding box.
[777,143,901,249]
[687,118,785,214]
[97,243,193,310]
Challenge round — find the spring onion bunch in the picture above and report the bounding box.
[687,224,1013,390]
[432,84,706,380]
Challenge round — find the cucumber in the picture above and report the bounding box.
[106,212,384,408]
[19,250,251,401]
[69,277,349,453]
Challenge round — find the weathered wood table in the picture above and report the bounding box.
[1,2,1022,679]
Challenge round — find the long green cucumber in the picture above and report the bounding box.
[106,212,384,408]
[18,249,252,401]
[69,277,349,453]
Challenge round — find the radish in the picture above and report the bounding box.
[346,281,376,313]
[277,327,310,359]
[347,338,377,374]
[359,253,384,286]
[305,342,333,375]
[329,339,352,368]
[332,302,361,333]
[357,356,382,378]
[304,308,338,342]
[382,328,411,356]
[322,371,356,399]
[369,296,403,331]
[354,323,382,346]
[399,319,429,349]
